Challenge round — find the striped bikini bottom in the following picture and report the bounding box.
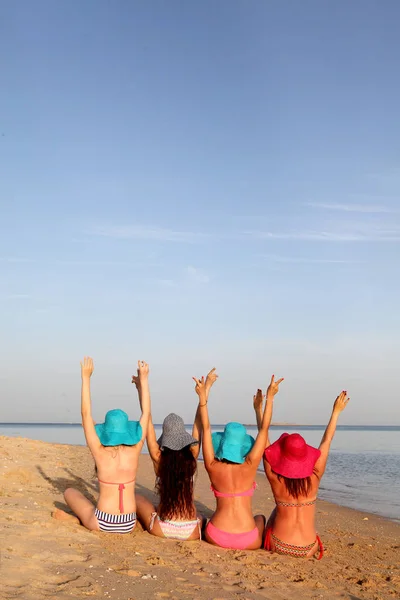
[149,513,201,540]
[94,508,137,534]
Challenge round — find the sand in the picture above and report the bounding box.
[0,436,399,600]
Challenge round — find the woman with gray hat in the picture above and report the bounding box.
[133,368,218,540]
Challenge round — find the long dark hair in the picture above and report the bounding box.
[273,470,314,498]
[156,446,197,520]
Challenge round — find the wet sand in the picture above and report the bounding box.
[1,435,399,600]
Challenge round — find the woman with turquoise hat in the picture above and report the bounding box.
[55,356,151,534]
[193,371,284,550]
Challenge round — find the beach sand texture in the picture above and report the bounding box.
[1,436,399,600]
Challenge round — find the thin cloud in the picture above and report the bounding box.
[0,257,36,264]
[86,225,209,243]
[259,254,360,264]
[1,294,32,300]
[306,202,395,214]
[247,228,400,242]
[0,257,161,268]
[186,266,210,284]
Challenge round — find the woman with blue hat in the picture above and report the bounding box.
[193,371,283,550]
[134,368,218,540]
[56,356,151,534]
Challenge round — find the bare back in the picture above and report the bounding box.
[264,459,320,545]
[95,445,141,514]
[207,459,259,532]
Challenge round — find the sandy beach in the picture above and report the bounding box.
[1,436,399,600]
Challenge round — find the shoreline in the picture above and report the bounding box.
[1,435,400,600]
[1,430,398,523]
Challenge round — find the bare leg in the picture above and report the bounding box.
[135,494,158,534]
[64,488,99,531]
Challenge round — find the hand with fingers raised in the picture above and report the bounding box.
[193,375,208,405]
[131,368,141,389]
[81,356,94,379]
[205,367,218,392]
[253,388,264,411]
[333,391,350,413]
[137,360,149,381]
[266,374,284,400]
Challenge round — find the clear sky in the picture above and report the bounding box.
[1,1,399,425]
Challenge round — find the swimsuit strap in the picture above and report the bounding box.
[97,478,136,514]
[275,498,317,507]
[211,481,257,498]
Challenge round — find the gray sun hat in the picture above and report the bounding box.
[157,413,199,451]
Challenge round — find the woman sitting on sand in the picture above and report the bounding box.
[254,388,349,559]
[134,369,218,541]
[55,357,150,533]
[193,371,283,550]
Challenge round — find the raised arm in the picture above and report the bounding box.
[191,368,218,459]
[253,389,264,432]
[136,360,151,450]
[132,371,160,468]
[80,357,102,456]
[193,368,218,470]
[314,391,349,477]
[247,375,283,464]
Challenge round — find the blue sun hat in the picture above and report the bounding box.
[211,422,255,464]
[95,409,142,447]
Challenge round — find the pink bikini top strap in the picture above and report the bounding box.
[211,481,257,498]
[97,479,135,514]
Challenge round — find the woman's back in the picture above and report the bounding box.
[156,446,197,520]
[207,460,258,530]
[96,445,140,514]
[266,466,320,544]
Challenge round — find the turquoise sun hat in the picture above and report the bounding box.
[95,409,142,447]
[211,422,255,464]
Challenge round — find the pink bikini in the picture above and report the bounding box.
[205,482,260,549]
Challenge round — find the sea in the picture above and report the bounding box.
[1,423,399,523]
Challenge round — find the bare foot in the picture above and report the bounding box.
[52,508,80,524]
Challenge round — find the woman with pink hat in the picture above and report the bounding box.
[193,371,284,550]
[254,389,349,559]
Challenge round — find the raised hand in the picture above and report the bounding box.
[266,374,284,400]
[137,360,149,381]
[131,369,141,389]
[205,367,218,391]
[81,356,94,379]
[253,388,264,411]
[193,375,207,399]
[333,391,350,413]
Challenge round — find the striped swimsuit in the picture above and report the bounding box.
[95,508,137,534]
[149,513,201,540]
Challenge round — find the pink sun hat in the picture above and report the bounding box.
[264,433,321,478]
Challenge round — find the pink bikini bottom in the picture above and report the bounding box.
[205,521,259,550]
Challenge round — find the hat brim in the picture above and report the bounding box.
[95,420,143,447]
[264,433,321,478]
[212,431,255,464]
[157,430,199,451]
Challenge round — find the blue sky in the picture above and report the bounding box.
[1,1,399,425]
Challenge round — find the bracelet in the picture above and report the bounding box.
[199,402,207,407]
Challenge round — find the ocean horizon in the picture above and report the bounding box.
[1,422,399,523]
